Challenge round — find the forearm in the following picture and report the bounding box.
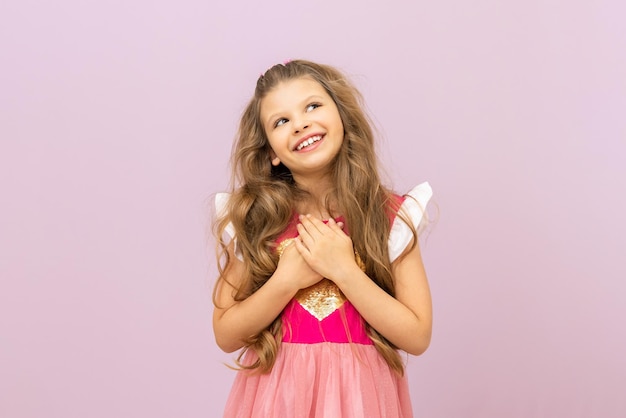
[333,267,432,355]
[213,272,296,353]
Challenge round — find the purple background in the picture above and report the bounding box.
[2,1,625,417]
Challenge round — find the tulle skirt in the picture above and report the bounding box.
[223,342,413,418]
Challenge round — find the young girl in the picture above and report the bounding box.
[213,60,433,418]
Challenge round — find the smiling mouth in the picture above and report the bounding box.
[295,134,324,151]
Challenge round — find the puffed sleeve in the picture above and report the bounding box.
[215,192,243,261]
[388,182,433,263]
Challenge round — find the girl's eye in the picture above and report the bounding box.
[306,103,321,112]
[274,118,288,128]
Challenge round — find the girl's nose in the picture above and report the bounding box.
[293,122,310,134]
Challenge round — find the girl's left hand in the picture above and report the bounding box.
[294,214,360,282]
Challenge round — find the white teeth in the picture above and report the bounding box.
[296,135,322,151]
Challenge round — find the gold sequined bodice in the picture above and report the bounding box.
[295,279,347,320]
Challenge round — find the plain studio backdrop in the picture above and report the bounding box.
[1,1,625,417]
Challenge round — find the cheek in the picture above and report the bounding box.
[266,135,283,157]
[332,110,344,132]
[335,118,345,136]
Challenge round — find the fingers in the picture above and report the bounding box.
[298,214,345,236]
[326,217,346,235]
[297,215,351,256]
[293,235,307,254]
[298,214,326,235]
[296,217,315,250]
[293,236,315,267]
[297,214,324,250]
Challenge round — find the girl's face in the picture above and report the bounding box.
[260,77,344,183]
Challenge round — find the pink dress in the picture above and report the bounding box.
[216,183,432,418]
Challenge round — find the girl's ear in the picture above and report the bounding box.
[269,149,280,166]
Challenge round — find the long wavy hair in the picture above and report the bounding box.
[214,60,416,375]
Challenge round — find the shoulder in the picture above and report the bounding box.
[388,182,433,262]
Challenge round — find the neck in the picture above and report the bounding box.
[292,173,336,218]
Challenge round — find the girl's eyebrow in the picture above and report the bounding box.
[302,95,325,103]
[265,113,283,128]
[265,95,326,126]
[303,95,327,107]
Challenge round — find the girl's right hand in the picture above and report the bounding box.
[275,239,323,291]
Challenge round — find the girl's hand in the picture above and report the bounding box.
[276,239,324,291]
[294,215,360,282]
